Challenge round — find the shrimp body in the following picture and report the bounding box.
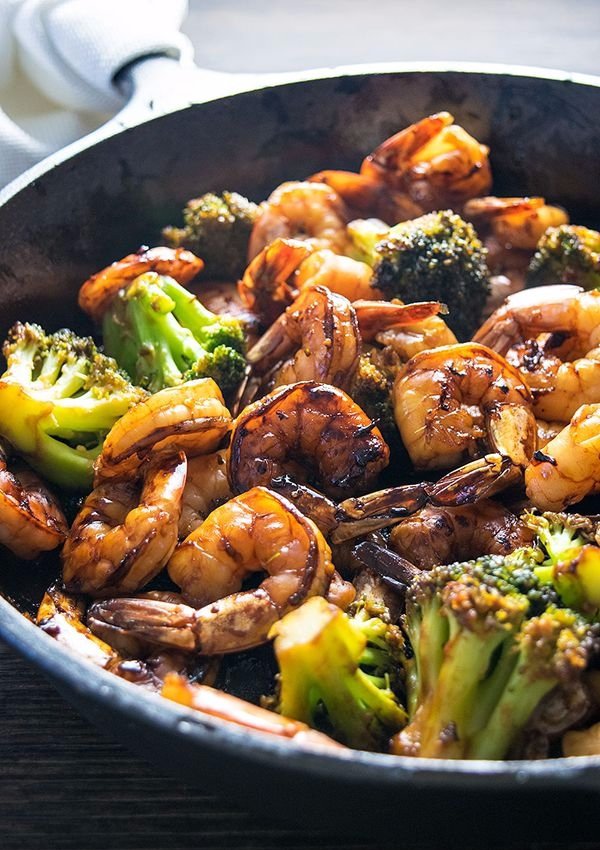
[361,112,492,212]
[475,286,600,421]
[178,450,232,538]
[248,182,350,260]
[390,500,533,569]
[464,196,568,251]
[525,404,600,511]
[247,285,361,389]
[238,238,313,325]
[79,246,204,321]
[229,381,389,498]
[0,445,67,559]
[89,487,335,653]
[62,452,187,595]
[393,343,536,470]
[95,379,231,481]
[374,315,458,362]
[295,249,381,301]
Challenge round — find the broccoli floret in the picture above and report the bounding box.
[349,211,490,339]
[527,225,600,290]
[0,323,146,490]
[103,272,247,395]
[162,191,260,280]
[394,552,598,759]
[525,512,600,617]
[270,595,407,751]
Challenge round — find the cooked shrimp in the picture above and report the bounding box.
[238,238,314,325]
[246,284,444,391]
[178,450,231,538]
[246,285,360,389]
[161,674,344,751]
[389,500,534,569]
[295,248,381,301]
[464,196,568,252]
[525,403,600,511]
[360,112,492,212]
[248,182,350,260]
[95,378,231,482]
[194,280,262,348]
[38,584,206,689]
[374,314,458,362]
[475,286,600,421]
[0,443,67,559]
[62,451,187,595]
[89,486,335,652]
[308,169,422,223]
[79,246,204,321]
[229,381,389,498]
[393,343,537,470]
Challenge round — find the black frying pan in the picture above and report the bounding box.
[1,57,600,845]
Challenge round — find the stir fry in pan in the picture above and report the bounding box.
[4,111,600,760]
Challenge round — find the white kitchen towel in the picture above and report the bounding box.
[0,0,194,188]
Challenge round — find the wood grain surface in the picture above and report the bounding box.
[1,639,599,850]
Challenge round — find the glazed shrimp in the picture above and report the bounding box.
[238,238,314,325]
[95,378,231,481]
[246,284,444,391]
[246,285,361,389]
[89,486,336,652]
[248,181,350,260]
[389,500,534,569]
[475,286,600,421]
[374,314,458,362]
[295,249,382,301]
[62,452,187,595]
[360,112,492,212]
[161,674,344,751]
[308,169,423,223]
[0,443,67,559]
[393,343,537,470]
[464,196,568,252]
[525,403,600,511]
[229,381,389,498]
[178,450,232,538]
[79,246,204,321]
[38,584,208,690]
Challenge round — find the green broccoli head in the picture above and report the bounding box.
[527,224,600,290]
[0,322,146,490]
[162,191,260,280]
[394,551,598,759]
[524,512,600,617]
[270,595,407,751]
[349,210,490,340]
[103,272,247,396]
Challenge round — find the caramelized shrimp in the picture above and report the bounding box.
[238,238,314,325]
[79,246,204,321]
[308,169,422,223]
[162,674,344,751]
[178,450,232,538]
[246,285,361,389]
[525,404,600,511]
[228,381,389,498]
[464,196,568,251]
[0,443,67,559]
[95,379,231,482]
[89,486,336,652]
[248,182,350,260]
[360,112,492,212]
[374,314,458,362]
[389,500,534,569]
[62,452,187,595]
[246,284,444,391]
[295,248,381,301]
[475,286,600,421]
[393,343,537,470]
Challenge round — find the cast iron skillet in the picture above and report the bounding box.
[1,57,600,844]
